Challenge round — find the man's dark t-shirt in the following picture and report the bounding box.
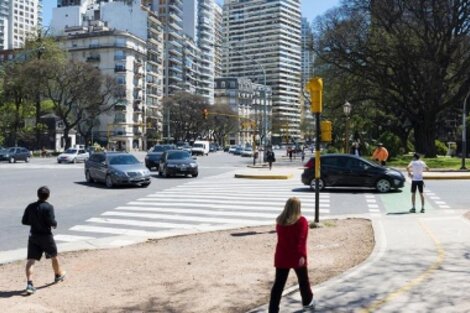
[22,201,57,236]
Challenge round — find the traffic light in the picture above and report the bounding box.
[320,120,332,142]
[306,77,323,113]
[203,108,208,119]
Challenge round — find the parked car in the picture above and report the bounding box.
[301,154,405,193]
[145,144,176,170]
[0,147,31,163]
[159,150,198,178]
[181,143,192,153]
[228,145,237,154]
[85,152,151,188]
[233,146,243,155]
[241,147,254,157]
[57,148,89,163]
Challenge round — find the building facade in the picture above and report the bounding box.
[301,17,315,140]
[0,0,42,50]
[52,0,164,150]
[223,0,302,144]
[214,77,272,146]
[213,1,223,78]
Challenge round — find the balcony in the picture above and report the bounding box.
[115,102,127,111]
[134,97,143,103]
[114,66,126,73]
[134,59,143,67]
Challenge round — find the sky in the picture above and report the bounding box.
[41,0,341,28]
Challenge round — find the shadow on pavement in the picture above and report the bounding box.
[231,230,276,237]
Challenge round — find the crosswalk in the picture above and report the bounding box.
[54,171,334,242]
[53,173,454,243]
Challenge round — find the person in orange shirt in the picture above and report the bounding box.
[372,143,389,166]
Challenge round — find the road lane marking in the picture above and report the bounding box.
[70,225,163,236]
[115,206,331,215]
[54,234,95,242]
[358,219,445,313]
[136,197,330,205]
[127,201,331,209]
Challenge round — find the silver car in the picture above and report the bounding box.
[57,148,89,163]
[84,152,151,188]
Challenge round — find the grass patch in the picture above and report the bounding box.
[379,155,469,169]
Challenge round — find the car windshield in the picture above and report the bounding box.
[8,148,15,152]
[194,143,203,148]
[168,151,190,160]
[64,149,77,154]
[108,155,139,165]
[152,146,164,152]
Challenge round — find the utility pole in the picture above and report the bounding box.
[461,91,469,170]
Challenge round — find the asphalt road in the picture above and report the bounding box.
[0,151,468,253]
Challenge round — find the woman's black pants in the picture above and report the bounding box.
[268,267,313,313]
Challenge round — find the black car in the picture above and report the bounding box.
[85,152,151,188]
[145,144,176,170]
[301,154,405,193]
[159,150,198,178]
[0,147,31,163]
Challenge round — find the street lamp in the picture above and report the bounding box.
[461,91,470,170]
[343,101,352,153]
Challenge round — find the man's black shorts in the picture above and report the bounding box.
[27,235,58,261]
[411,180,424,193]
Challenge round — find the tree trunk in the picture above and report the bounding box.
[413,117,437,157]
[63,128,71,150]
[35,95,41,149]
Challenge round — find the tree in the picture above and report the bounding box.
[314,0,470,157]
[43,60,123,149]
[208,103,239,146]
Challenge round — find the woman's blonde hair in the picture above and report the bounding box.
[276,197,302,226]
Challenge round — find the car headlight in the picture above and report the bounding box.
[190,162,197,167]
[111,170,127,177]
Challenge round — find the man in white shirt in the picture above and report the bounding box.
[407,153,430,213]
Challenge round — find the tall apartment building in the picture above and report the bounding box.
[182,0,215,104]
[223,0,302,144]
[152,0,184,97]
[52,0,164,150]
[213,2,223,78]
[301,18,314,90]
[0,0,42,50]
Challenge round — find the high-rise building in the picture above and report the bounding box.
[213,2,223,78]
[152,0,185,97]
[301,18,314,90]
[0,0,42,50]
[182,0,215,104]
[223,0,302,144]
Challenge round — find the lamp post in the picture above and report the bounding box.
[461,91,469,170]
[343,101,352,153]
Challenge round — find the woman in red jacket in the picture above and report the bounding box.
[269,197,316,313]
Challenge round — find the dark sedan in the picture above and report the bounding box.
[85,152,151,188]
[301,154,405,193]
[0,147,31,163]
[145,144,176,170]
[158,150,198,178]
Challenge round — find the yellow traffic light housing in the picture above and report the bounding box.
[306,77,323,113]
[320,120,332,142]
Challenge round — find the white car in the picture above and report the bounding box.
[57,148,89,163]
[241,147,254,157]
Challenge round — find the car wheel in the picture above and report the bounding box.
[85,170,94,183]
[25,156,30,163]
[58,160,61,164]
[9,157,15,163]
[376,178,391,193]
[105,175,114,188]
[193,172,198,178]
[141,182,150,188]
[309,178,325,191]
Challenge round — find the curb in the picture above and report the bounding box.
[423,175,470,180]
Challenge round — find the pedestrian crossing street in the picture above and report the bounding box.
[53,172,453,243]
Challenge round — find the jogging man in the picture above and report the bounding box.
[407,153,429,213]
[22,186,66,294]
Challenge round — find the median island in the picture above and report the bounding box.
[0,218,373,313]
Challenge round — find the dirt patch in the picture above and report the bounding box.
[464,211,470,221]
[0,218,374,313]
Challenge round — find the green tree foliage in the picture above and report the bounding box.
[314,0,470,157]
[43,60,123,149]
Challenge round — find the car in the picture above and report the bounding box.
[181,143,192,153]
[301,154,405,193]
[241,147,254,157]
[233,146,243,155]
[0,147,31,163]
[57,148,89,163]
[158,150,198,178]
[85,152,151,188]
[145,144,176,170]
[228,145,237,154]
[191,140,210,156]
[209,143,217,152]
